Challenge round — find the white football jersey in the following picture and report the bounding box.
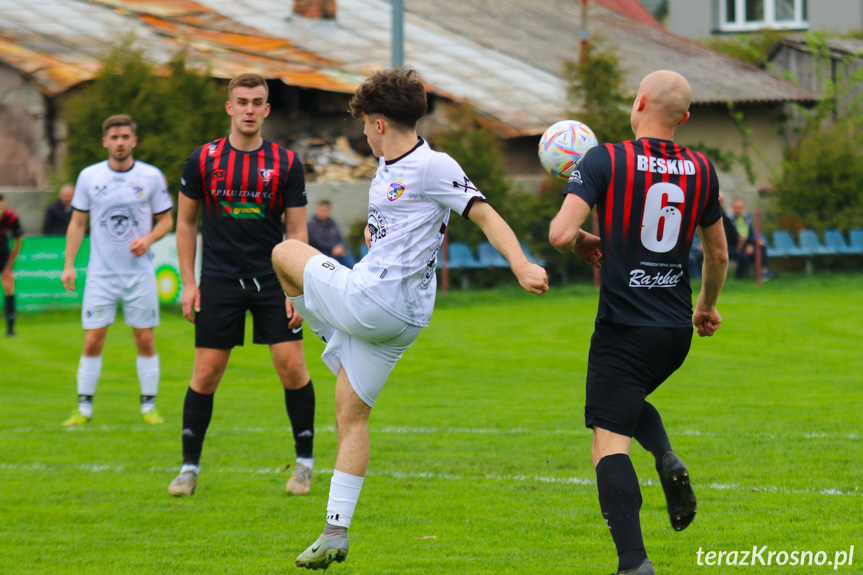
[352,139,485,327]
[72,160,173,276]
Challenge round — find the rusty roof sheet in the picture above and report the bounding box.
[0,0,819,138]
[402,0,819,107]
[204,0,568,137]
[0,0,363,95]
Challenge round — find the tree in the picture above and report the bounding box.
[564,41,633,144]
[769,34,863,233]
[64,38,227,199]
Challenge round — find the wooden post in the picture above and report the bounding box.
[754,208,762,286]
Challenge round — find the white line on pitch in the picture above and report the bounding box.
[2,462,859,498]
[10,425,857,441]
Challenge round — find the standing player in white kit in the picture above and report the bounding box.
[61,114,174,426]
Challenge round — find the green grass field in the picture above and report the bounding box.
[2,274,862,574]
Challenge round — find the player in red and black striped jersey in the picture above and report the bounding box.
[0,194,24,336]
[169,73,316,498]
[550,71,729,575]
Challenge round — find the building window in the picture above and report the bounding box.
[719,0,808,31]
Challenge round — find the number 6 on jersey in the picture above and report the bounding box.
[640,182,684,253]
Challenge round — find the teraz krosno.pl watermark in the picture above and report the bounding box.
[696,546,854,569]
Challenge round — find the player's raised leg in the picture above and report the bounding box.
[272,340,316,495]
[295,367,370,569]
[272,239,321,297]
[168,347,231,496]
[634,401,696,531]
[62,326,108,426]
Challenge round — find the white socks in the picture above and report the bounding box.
[297,457,315,470]
[137,354,160,396]
[326,470,364,529]
[76,355,161,415]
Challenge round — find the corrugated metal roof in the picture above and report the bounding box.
[776,35,863,58]
[195,0,567,137]
[0,0,818,138]
[402,0,819,106]
[0,0,363,95]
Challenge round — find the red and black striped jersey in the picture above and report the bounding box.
[564,137,722,327]
[180,137,307,278]
[0,209,24,254]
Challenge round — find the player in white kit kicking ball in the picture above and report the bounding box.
[61,114,174,426]
[272,67,549,570]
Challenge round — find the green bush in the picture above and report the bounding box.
[769,34,863,235]
[64,38,227,200]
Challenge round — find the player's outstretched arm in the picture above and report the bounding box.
[467,201,548,295]
[176,194,201,323]
[693,220,728,337]
[61,210,88,292]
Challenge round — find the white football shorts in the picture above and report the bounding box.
[290,254,422,407]
[82,273,160,330]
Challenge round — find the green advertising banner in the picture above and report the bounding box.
[14,236,89,313]
[13,234,191,313]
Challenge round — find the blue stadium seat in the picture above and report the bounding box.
[771,231,808,257]
[358,244,369,259]
[520,242,547,266]
[798,229,836,255]
[446,242,484,269]
[824,229,857,255]
[849,229,863,255]
[762,233,785,258]
[477,241,510,268]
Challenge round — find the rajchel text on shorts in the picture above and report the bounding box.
[696,545,854,569]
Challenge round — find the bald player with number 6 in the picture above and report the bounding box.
[549,70,729,575]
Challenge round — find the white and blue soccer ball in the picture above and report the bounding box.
[538,120,598,179]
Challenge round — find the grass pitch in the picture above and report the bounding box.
[1,274,861,574]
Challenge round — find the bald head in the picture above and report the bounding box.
[59,183,74,207]
[631,70,692,138]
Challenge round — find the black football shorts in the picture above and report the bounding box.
[195,273,302,349]
[584,321,692,437]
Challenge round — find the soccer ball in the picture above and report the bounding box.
[538,120,598,179]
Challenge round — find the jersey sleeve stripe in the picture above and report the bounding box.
[622,140,636,243]
[695,151,712,215]
[683,148,703,244]
[603,143,616,241]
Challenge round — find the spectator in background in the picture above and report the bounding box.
[731,198,773,281]
[307,200,355,268]
[0,194,25,337]
[719,192,749,279]
[42,184,75,236]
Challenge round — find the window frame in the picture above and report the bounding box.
[718,0,809,32]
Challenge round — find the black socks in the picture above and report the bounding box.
[181,387,214,466]
[284,381,315,459]
[633,401,673,468]
[4,294,14,335]
[596,453,647,572]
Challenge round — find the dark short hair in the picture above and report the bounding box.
[0,194,4,201]
[348,67,427,130]
[229,73,269,100]
[317,200,331,207]
[102,114,136,135]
